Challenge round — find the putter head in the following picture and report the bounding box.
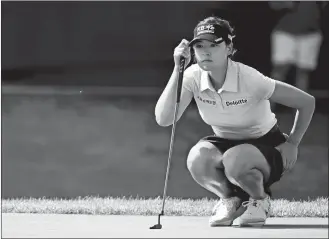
[149,224,162,229]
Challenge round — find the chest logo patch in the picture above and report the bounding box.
[197,96,216,105]
[225,98,248,107]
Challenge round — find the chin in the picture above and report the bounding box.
[198,63,215,71]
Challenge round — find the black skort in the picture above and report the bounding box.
[199,123,287,197]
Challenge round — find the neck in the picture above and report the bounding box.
[208,59,228,89]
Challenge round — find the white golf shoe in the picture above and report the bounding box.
[209,196,244,226]
[233,195,271,227]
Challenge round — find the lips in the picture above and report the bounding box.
[202,59,213,62]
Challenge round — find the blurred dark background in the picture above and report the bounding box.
[1,1,328,200]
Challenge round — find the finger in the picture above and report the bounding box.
[285,166,292,173]
[182,51,190,58]
[174,49,185,57]
[285,158,294,170]
[180,39,189,46]
[281,155,287,169]
[288,160,296,170]
[290,161,297,169]
[281,167,288,176]
[283,133,289,140]
[183,54,191,60]
[179,48,189,56]
[176,45,189,52]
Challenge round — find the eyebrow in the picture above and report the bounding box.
[194,41,223,46]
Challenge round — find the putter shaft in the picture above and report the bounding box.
[160,103,180,212]
[151,57,185,229]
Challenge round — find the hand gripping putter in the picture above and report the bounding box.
[150,57,186,230]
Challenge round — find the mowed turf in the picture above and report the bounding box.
[2,197,328,218]
[1,95,328,200]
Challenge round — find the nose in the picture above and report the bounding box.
[202,48,211,56]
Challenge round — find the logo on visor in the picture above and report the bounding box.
[197,24,215,35]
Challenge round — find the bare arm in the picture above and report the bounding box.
[270,81,316,146]
[155,66,193,127]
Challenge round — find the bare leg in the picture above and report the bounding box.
[187,141,234,198]
[222,144,273,226]
[232,169,267,199]
[223,144,271,199]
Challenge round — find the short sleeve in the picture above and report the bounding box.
[244,68,276,100]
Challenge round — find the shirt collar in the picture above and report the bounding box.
[200,59,238,93]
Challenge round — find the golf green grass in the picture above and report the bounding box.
[2,196,328,218]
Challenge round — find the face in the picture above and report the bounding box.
[192,40,231,71]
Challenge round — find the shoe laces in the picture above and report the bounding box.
[242,198,257,207]
[242,198,268,215]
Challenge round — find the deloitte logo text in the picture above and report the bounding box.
[225,99,248,107]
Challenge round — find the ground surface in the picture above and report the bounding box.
[2,214,328,238]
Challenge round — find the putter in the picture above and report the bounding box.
[150,57,186,230]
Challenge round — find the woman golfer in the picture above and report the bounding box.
[155,16,315,227]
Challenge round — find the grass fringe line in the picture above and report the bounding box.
[2,196,328,218]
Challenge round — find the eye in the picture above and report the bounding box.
[210,43,219,47]
[194,44,203,49]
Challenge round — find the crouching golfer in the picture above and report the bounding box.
[155,16,315,227]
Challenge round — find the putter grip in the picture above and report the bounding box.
[176,57,186,103]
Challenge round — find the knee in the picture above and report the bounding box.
[222,144,270,183]
[223,160,244,183]
[222,144,253,181]
[225,163,258,185]
[186,142,219,178]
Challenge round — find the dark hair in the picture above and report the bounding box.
[192,16,237,58]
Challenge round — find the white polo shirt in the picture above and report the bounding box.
[182,59,277,139]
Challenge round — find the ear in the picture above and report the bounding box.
[226,42,233,55]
